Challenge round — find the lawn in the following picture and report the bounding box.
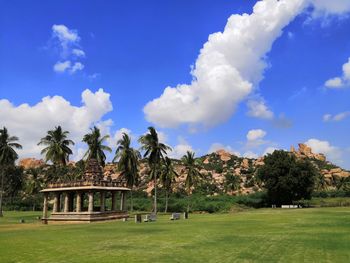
[0,207,350,263]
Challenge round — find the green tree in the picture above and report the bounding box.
[258,150,317,206]
[224,172,241,193]
[38,126,75,166]
[24,167,44,210]
[138,127,171,214]
[182,151,202,212]
[83,126,112,166]
[160,157,178,213]
[0,127,22,217]
[113,133,140,212]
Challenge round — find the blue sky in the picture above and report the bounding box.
[1,0,350,168]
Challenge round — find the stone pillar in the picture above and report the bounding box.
[100,192,105,212]
[53,192,60,213]
[69,192,74,212]
[42,193,48,224]
[120,191,126,211]
[88,192,94,213]
[64,193,69,213]
[80,193,84,211]
[76,192,82,212]
[111,191,116,211]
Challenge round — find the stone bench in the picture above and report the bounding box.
[170,213,181,220]
[144,213,157,222]
[281,205,300,208]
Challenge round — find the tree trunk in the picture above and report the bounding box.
[164,191,168,213]
[154,169,157,214]
[187,193,190,213]
[130,189,133,213]
[0,168,4,217]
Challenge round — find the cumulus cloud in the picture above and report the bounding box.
[246,99,274,120]
[72,48,85,57]
[53,61,84,74]
[323,111,350,122]
[305,138,343,164]
[53,61,71,73]
[71,62,84,73]
[309,0,350,17]
[144,0,306,128]
[51,24,85,74]
[243,151,258,159]
[324,58,350,88]
[168,137,194,159]
[247,129,266,141]
[0,89,113,160]
[263,146,278,155]
[52,24,80,49]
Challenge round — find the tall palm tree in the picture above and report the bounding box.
[0,127,22,217]
[38,126,75,166]
[113,133,140,212]
[182,151,201,213]
[82,126,112,166]
[138,127,171,214]
[160,157,178,213]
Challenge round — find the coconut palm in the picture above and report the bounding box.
[182,151,202,213]
[0,127,22,217]
[160,157,178,213]
[138,127,171,214]
[38,126,75,166]
[82,126,112,166]
[113,133,140,212]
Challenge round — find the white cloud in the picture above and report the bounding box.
[0,89,113,160]
[325,58,350,88]
[51,24,86,74]
[169,137,194,159]
[305,138,343,164]
[243,151,258,159]
[72,49,85,57]
[309,0,350,17]
[144,0,306,128]
[247,129,266,141]
[53,60,71,73]
[107,127,132,149]
[70,62,84,73]
[53,60,84,74]
[207,143,241,157]
[52,24,80,47]
[323,111,350,122]
[263,146,278,156]
[246,99,274,120]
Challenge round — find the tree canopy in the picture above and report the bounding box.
[258,150,317,205]
[38,126,74,166]
[82,126,111,166]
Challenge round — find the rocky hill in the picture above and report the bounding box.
[19,143,350,196]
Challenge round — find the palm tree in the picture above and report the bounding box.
[160,157,178,213]
[38,126,75,166]
[82,126,112,166]
[182,151,201,213]
[138,127,171,214]
[0,127,22,217]
[113,133,140,212]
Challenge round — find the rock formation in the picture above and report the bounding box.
[19,158,45,169]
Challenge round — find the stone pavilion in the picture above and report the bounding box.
[41,159,130,223]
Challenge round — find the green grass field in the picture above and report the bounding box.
[1,207,350,263]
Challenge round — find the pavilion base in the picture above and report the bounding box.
[43,211,129,223]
